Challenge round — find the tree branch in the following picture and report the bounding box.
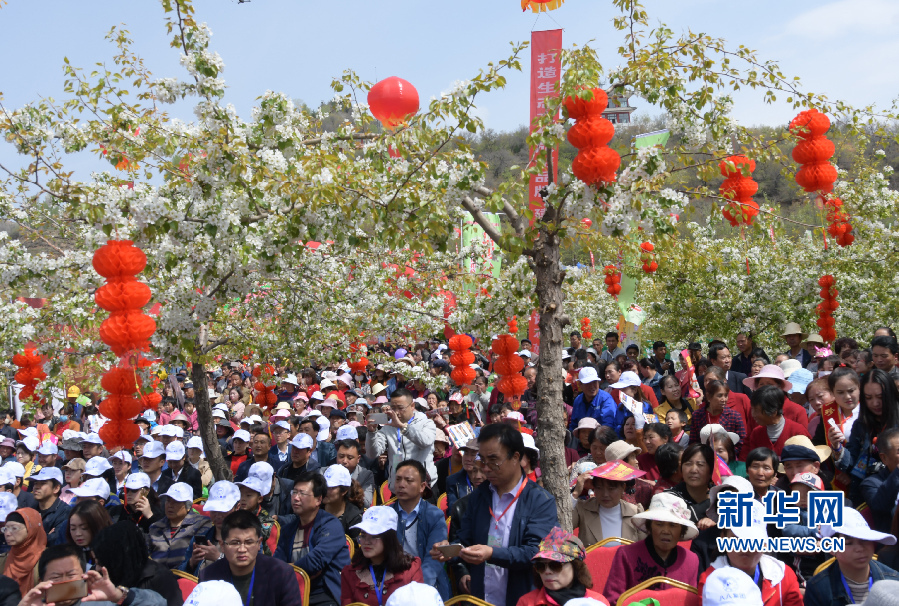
[460,197,504,245]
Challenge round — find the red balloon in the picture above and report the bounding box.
[581,218,592,228]
[368,77,420,129]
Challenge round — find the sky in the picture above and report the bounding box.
[1,0,898,137]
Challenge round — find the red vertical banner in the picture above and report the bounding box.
[527,29,562,355]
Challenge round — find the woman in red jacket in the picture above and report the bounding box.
[516,527,609,606]
[340,506,422,606]
[698,500,803,606]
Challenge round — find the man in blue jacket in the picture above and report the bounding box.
[430,423,558,606]
[200,509,301,606]
[299,417,336,468]
[567,366,616,432]
[390,460,451,599]
[274,471,349,606]
[445,438,479,511]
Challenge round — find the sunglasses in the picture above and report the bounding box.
[533,560,567,574]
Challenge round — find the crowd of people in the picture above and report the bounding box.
[4,324,899,606]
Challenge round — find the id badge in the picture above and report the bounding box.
[485,527,502,572]
[850,455,868,480]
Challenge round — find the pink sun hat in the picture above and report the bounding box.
[742,364,792,392]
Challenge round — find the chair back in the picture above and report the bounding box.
[584,542,622,592]
[292,565,311,605]
[380,480,392,503]
[171,570,198,601]
[192,498,209,517]
[594,537,632,548]
[446,516,452,533]
[616,576,699,606]
[437,492,449,516]
[444,596,496,606]
[346,534,355,559]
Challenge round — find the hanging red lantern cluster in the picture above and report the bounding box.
[823,197,854,247]
[604,265,621,296]
[93,240,157,448]
[449,334,476,387]
[790,109,838,194]
[254,381,277,407]
[581,317,592,340]
[12,348,45,403]
[564,87,620,187]
[492,322,527,408]
[347,341,369,374]
[719,155,759,227]
[640,241,658,273]
[817,275,839,343]
[93,241,156,357]
[98,367,142,447]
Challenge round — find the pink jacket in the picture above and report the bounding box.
[516,587,609,606]
[603,539,699,606]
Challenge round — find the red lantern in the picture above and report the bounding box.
[790,109,838,194]
[449,334,476,388]
[581,218,592,228]
[816,275,839,344]
[564,88,620,187]
[12,348,45,403]
[719,155,759,226]
[368,77,420,129]
[521,0,564,13]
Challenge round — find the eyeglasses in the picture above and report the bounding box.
[291,490,314,498]
[1,523,25,534]
[223,538,261,549]
[476,456,508,470]
[533,560,567,574]
[358,532,383,544]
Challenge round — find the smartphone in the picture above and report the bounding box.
[45,579,88,603]
[195,536,209,546]
[368,413,389,425]
[436,544,464,558]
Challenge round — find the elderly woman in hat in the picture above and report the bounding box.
[805,506,899,606]
[602,492,700,605]
[516,527,610,606]
[570,460,646,546]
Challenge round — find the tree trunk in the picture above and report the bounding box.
[532,225,572,530]
[191,361,232,481]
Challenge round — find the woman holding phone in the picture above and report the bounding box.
[340,506,423,606]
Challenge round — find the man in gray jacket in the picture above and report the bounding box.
[366,387,437,490]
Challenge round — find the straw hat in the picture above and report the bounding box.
[781,322,808,340]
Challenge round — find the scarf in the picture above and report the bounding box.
[3,508,47,594]
[546,579,587,606]
[766,416,786,443]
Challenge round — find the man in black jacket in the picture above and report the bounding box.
[235,431,280,482]
[199,510,302,606]
[709,342,751,396]
[160,441,203,499]
[29,467,71,543]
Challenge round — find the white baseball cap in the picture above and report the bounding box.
[109,450,132,464]
[335,426,358,442]
[290,434,314,450]
[271,420,291,432]
[212,410,227,420]
[161,482,194,503]
[577,367,600,384]
[17,427,38,439]
[0,468,14,486]
[247,415,263,425]
[71,478,111,501]
[324,465,351,488]
[37,442,59,456]
[352,505,398,536]
[16,436,39,452]
[204,481,241,512]
[81,433,104,445]
[135,434,154,444]
[248,462,274,487]
[150,425,163,436]
[820,506,898,545]
[385,582,445,606]
[310,391,325,401]
[30,467,64,484]
[282,374,299,386]
[4,462,25,478]
[610,371,642,389]
[141,410,157,422]
[0,493,16,522]
[84,457,113,476]
[233,430,251,443]
[166,441,187,461]
[702,567,763,606]
[124,472,151,490]
[160,425,185,438]
[237,475,267,497]
[186,436,204,452]
[184,580,242,606]
[521,433,539,455]
[141,441,166,459]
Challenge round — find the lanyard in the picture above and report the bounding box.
[400,514,418,547]
[489,478,527,530]
[396,428,403,453]
[465,475,472,492]
[369,565,386,606]
[840,570,873,601]
[232,567,256,606]
[753,565,760,585]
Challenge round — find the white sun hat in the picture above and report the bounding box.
[700,423,741,447]
[631,492,699,540]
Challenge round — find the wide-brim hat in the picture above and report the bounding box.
[604,440,641,461]
[631,493,699,540]
[742,364,791,392]
[805,333,824,345]
[779,359,802,379]
[370,383,387,396]
[781,322,808,340]
[700,423,740,447]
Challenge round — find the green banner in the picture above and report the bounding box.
[461,212,502,291]
[633,129,670,149]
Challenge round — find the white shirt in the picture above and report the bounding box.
[599,504,623,540]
